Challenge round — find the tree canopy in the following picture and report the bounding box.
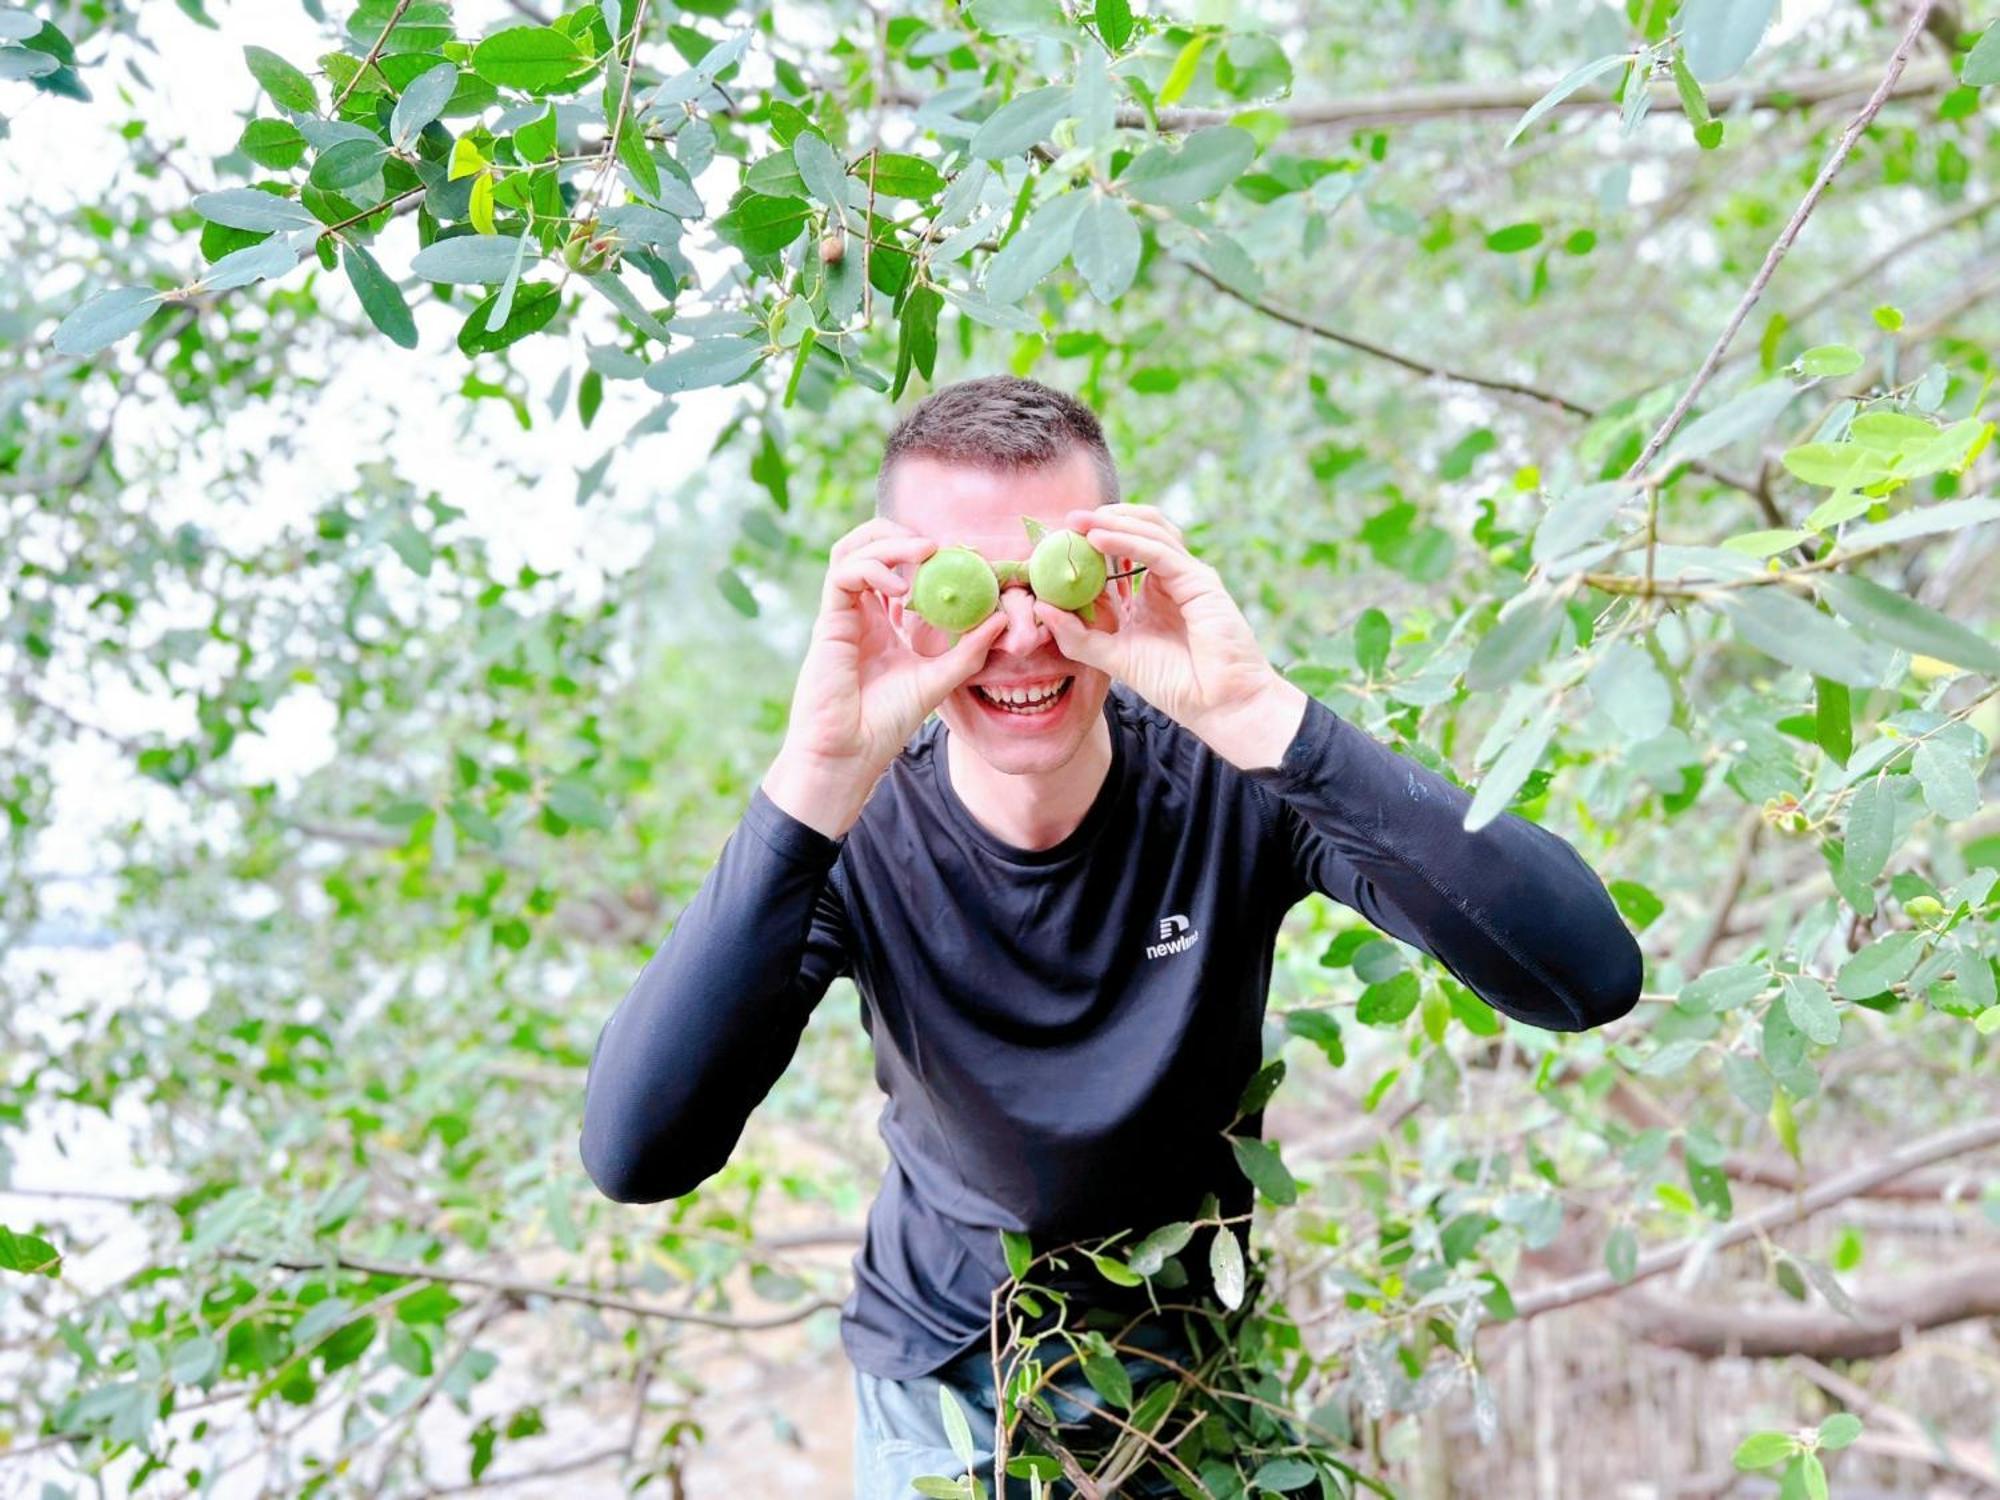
[4,0,1999,1495]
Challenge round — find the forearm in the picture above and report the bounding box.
[1247,695,1642,1031]
[760,741,885,840]
[579,789,844,1202]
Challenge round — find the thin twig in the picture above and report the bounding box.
[1626,1,1939,481]
[330,0,416,114]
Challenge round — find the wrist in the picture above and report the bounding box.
[1192,675,1309,772]
[761,743,882,840]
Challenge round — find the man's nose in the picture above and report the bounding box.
[992,583,1050,657]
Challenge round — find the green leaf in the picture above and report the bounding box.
[1781,442,1894,490]
[310,138,389,191]
[1816,1413,1863,1450]
[939,1383,977,1467]
[1357,971,1421,1025]
[1912,741,1981,820]
[545,774,612,830]
[1732,1430,1797,1470]
[1605,1225,1637,1282]
[1800,1451,1828,1500]
[245,44,317,112]
[968,85,1074,161]
[1960,20,2000,85]
[1126,1221,1193,1275]
[1080,1345,1133,1410]
[1119,125,1256,205]
[1001,1229,1032,1280]
[1504,52,1630,147]
[1485,221,1543,253]
[1609,879,1664,931]
[714,193,810,256]
[1071,194,1141,303]
[1250,1458,1319,1492]
[866,153,946,200]
[1663,380,1794,465]
[715,567,759,617]
[1228,1135,1298,1205]
[1464,705,1555,833]
[458,280,559,354]
[983,190,1088,303]
[1817,573,2000,677]
[1208,1227,1245,1309]
[967,0,1070,39]
[1682,964,1770,1012]
[1781,974,1841,1043]
[390,61,458,148]
[1284,1008,1345,1065]
[1799,344,1862,378]
[1835,932,1921,1001]
[642,338,767,394]
[1088,1251,1145,1286]
[1096,0,1133,50]
[1814,677,1852,766]
[1588,641,1672,740]
[0,1225,62,1277]
[51,286,164,356]
[344,243,417,348]
[410,234,526,283]
[471,25,592,93]
[238,118,308,169]
[1681,0,1775,82]
[1354,608,1391,676]
[1843,778,1895,885]
[1845,497,2000,548]
[1716,589,1892,689]
[790,129,846,211]
[1235,1057,1285,1115]
[1466,590,1563,691]
[615,119,661,198]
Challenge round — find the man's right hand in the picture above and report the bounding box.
[761,518,1006,839]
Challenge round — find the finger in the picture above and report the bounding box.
[830,516,921,561]
[1069,504,1184,545]
[1072,523,1218,603]
[916,610,1009,699]
[1035,598,1118,673]
[823,555,912,614]
[850,535,941,572]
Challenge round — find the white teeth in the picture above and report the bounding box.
[976,678,1069,711]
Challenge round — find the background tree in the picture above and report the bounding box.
[4,0,1999,1494]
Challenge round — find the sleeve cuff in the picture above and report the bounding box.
[742,783,846,868]
[1238,693,1344,797]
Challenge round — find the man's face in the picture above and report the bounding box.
[885,448,1127,778]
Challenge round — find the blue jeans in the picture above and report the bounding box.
[851,1321,1193,1499]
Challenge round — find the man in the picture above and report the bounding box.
[579,375,1642,1497]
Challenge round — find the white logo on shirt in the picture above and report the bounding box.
[1146,913,1201,960]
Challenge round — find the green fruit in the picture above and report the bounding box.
[992,559,1030,588]
[909,545,998,634]
[1028,528,1108,622]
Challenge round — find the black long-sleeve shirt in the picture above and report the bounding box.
[579,685,1641,1377]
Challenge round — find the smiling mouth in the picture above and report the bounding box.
[970,676,1075,716]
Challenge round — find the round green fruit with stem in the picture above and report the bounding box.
[908,545,998,636]
[1027,528,1108,623]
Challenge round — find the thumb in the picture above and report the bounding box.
[915,610,1008,704]
[1035,599,1116,673]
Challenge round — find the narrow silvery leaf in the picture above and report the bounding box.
[1912,742,1981,821]
[1842,778,1894,884]
[1663,380,1794,466]
[193,188,317,231]
[201,236,301,291]
[344,243,417,348]
[1464,702,1555,831]
[1209,1225,1245,1309]
[1845,498,2000,549]
[52,286,164,355]
[1504,53,1630,147]
[485,226,533,332]
[935,159,991,231]
[584,272,674,342]
[1533,482,1630,566]
[938,284,1043,335]
[1071,45,1114,146]
[410,234,532,283]
[1466,589,1564,691]
[0,10,44,40]
[390,61,458,148]
[1587,641,1672,740]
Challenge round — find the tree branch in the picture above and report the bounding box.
[1626,2,1939,480]
[1507,1113,2000,1321]
[1618,1254,2000,1359]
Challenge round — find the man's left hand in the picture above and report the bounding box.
[1034,504,1309,771]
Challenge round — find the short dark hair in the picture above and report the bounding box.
[876,374,1121,518]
